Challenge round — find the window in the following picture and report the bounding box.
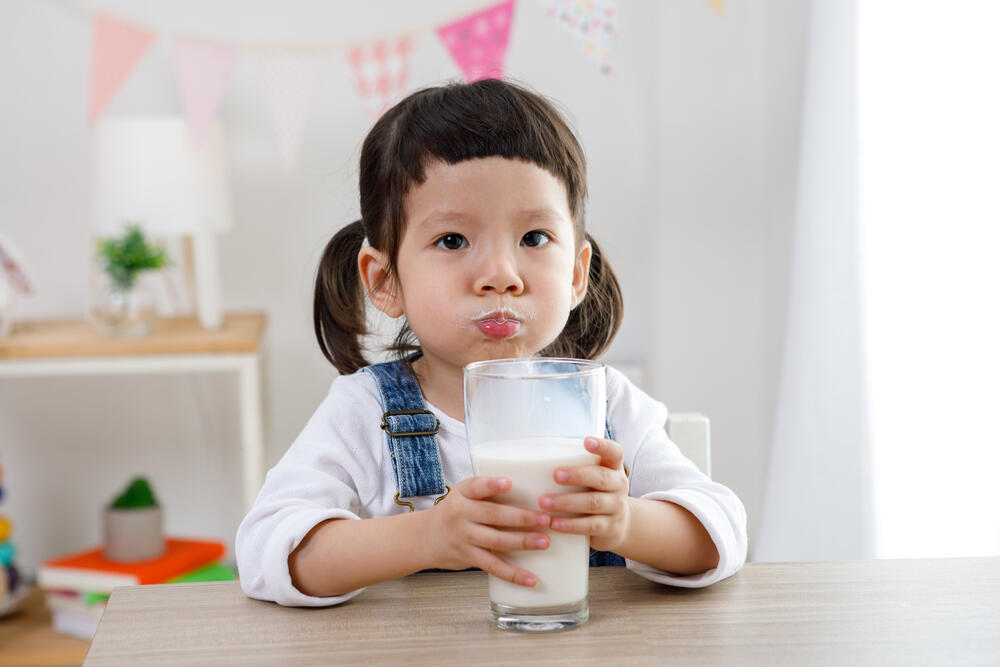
[859,2,1000,557]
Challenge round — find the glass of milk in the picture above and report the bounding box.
[463,358,606,632]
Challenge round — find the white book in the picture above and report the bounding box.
[45,591,107,619]
[51,608,101,640]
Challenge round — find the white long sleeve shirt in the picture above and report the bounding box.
[236,365,748,606]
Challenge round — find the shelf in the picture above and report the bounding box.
[0,313,266,359]
[0,312,269,510]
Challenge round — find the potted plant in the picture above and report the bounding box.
[103,477,165,563]
[92,224,168,337]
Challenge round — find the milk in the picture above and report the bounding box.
[470,437,600,608]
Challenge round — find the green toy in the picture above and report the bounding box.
[110,477,159,509]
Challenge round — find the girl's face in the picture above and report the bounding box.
[361,157,591,379]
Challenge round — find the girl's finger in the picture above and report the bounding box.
[473,550,537,588]
[549,515,609,536]
[539,491,615,516]
[473,500,551,529]
[553,464,625,492]
[458,475,512,500]
[470,525,550,553]
[584,436,624,470]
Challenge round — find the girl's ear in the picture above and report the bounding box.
[571,240,592,309]
[358,246,404,318]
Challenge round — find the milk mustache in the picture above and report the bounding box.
[470,436,600,608]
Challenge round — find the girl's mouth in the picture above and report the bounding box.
[476,313,521,340]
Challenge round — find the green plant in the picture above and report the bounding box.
[97,224,168,290]
[110,477,159,509]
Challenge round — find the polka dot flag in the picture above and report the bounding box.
[437,0,516,83]
[539,0,619,74]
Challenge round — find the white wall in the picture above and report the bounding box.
[0,0,808,573]
[651,0,809,552]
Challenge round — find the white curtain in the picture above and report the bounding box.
[755,0,876,561]
[859,1,1000,558]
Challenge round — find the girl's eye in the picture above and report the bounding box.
[435,233,468,250]
[521,230,551,248]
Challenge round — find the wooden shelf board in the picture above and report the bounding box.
[0,313,267,359]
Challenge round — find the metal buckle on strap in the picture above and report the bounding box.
[393,485,451,513]
[380,409,440,437]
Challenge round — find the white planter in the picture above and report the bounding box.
[103,506,164,562]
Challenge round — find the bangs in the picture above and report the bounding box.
[387,80,587,221]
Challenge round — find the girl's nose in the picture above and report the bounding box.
[475,250,524,295]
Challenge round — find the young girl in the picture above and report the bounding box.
[236,79,747,606]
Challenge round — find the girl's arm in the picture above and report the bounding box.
[582,366,747,584]
[289,512,434,596]
[290,476,551,597]
[617,496,719,574]
[543,437,718,576]
[239,374,551,604]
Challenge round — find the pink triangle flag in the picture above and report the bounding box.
[88,14,155,122]
[437,0,516,82]
[539,0,618,74]
[257,50,322,169]
[171,39,238,143]
[347,35,415,118]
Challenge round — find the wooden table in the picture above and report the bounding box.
[83,558,1000,666]
[0,313,267,509]
[0,587,90,667]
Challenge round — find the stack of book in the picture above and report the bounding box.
[37,537,234,639]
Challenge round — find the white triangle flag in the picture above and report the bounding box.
[257,50,323,170]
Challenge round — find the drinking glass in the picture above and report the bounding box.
[463,358,606,632]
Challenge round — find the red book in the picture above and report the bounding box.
[37,538,225,594]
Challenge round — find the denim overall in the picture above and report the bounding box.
[362,355,626,567]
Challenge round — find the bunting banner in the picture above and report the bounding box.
[257,50,323,169]
[171,39,238,144]
[88,14,155,122]
[347,36,415,118]
[80,1,725,167]
[437,0,516,83]
[538,0,619,74]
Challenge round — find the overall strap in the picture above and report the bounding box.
[362,356,448,500]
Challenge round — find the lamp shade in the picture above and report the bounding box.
[93,117,232,235]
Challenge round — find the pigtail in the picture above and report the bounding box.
[313,219,369,374]
[545,233,623,360]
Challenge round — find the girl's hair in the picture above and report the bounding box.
[314,79,623,375]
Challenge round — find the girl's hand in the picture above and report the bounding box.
[539,436,631,553]
[425,476,551,587]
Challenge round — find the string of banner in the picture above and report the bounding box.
[79,0,723,169]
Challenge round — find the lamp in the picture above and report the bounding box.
[93,117,232,330]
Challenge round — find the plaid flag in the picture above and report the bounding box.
[347,35,415,118]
